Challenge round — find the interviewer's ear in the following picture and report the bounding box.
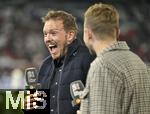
[83,27,93,46]
[86,27,94,42]
[87,28,93,40]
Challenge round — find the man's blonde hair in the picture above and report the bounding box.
[42,10,78,35]
[84,3,119,39]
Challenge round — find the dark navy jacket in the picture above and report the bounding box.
[38,39,94,114]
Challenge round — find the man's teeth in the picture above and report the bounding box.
[49,44,55,48]
[48,44,57,49]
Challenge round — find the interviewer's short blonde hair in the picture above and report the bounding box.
[84,3,119,39]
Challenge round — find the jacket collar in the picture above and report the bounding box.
[63,39,80,66]
[98,41,130,56]
[66,39,80,57]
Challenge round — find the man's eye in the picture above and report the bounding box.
[44,33,47,37]
[43,30,58,37]
[51,32,57,36]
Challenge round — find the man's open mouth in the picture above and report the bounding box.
[48,44,58,53]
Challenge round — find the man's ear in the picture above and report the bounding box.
[66,31,76,45]
[87,28,94,42]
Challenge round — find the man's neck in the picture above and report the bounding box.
[54,56,65,68]
[93,39,116,56]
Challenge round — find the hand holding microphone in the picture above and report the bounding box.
[70,80,84,107]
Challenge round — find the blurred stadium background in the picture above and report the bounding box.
[0,0,149,89]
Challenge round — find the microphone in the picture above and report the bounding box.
[25,67,41,89]
[24,67,50,111]
[70,80,84,106]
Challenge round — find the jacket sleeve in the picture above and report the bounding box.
[80,60,124,114]
[81,52,95,85]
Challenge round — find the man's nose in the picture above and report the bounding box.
[45,33,52,41]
